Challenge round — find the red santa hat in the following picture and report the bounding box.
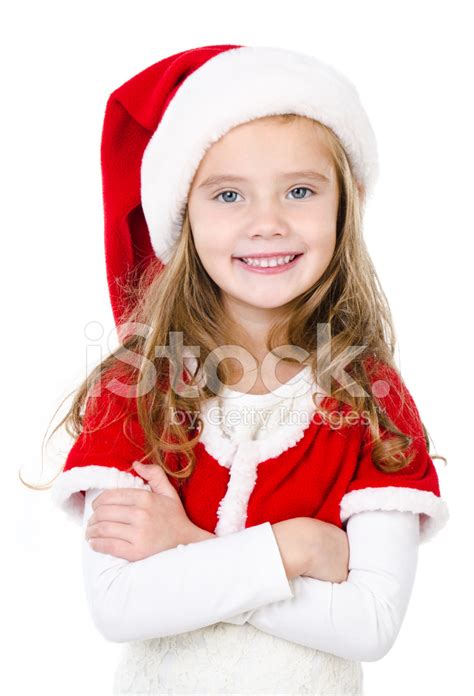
[100,43,379,328]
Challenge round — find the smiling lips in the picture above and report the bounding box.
[234,250,302,258]
[233,253,303,274]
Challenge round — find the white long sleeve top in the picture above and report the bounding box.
[82,490,419,693]
[83,488,419,655]
[79,368,422,694]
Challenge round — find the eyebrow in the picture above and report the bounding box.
[196,169,331,189]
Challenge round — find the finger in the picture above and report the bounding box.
[87,536,137,562]
[92,488,149,511]
[87,520,136,544]
[134,463,170,488]
[133,462,176,498]
[88,504,141,527]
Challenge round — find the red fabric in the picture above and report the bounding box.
[63,360,442,533]
[100,44,243,328]
[63,371,184,499]
[344,359,440,498]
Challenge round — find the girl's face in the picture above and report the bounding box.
[187,116,339,321]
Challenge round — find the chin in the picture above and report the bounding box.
[243,296,298,310]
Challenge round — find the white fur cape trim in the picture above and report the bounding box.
[49,465,151,526]
[199,379,323,536]
[340,486,450,544]
[141,45,379,263]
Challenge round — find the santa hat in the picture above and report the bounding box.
[100,44,379,328]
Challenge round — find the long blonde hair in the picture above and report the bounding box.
[21,114,446,492]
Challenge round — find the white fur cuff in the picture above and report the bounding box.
[340,486,449,544]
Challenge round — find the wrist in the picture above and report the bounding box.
[182,522,216,544]
[271,518,309,580]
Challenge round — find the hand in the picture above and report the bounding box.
[301,518,349,584]
[271,518,311,581]
[85,462,196,562]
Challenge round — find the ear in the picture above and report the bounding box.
[357,182,366,205]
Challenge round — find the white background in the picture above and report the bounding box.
[6,0,469,694]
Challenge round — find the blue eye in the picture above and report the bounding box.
[213,187,315,203]
[215,190,242,203]
[288,187,314,200]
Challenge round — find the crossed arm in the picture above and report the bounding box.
[82,488,420,661]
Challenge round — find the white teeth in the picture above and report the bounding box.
[241,254,296,267]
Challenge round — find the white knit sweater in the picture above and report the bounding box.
[81,370,420,695]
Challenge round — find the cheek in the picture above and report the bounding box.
[189,200,227,232]
[302,227,337,281]
[195,235,230,265]
[192,218,235,261]
[191,229,233,282]
[307,221,337,256]
[321,228,337,258]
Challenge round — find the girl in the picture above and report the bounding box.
[45,44,449,694]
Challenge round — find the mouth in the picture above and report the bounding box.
[233,253,304,274]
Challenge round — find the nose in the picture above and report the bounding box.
[247,198,291,240]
